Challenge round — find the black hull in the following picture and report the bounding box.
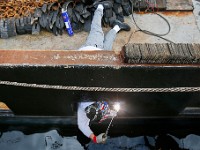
[0,50,200,136]
[0,65,200,116]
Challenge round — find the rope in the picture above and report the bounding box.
[0,80,200,93]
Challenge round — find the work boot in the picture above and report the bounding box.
[112,19,131,31]
[93,0,113,9]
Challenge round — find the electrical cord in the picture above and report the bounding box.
[130,0,175,43]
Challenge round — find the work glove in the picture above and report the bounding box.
[15,18,26,35]
[7,18,17,38]
[93,133,107,143]
[0,18,17,39]
[32,22,41,35]
[24,16,32,34]
[0,19,8,39]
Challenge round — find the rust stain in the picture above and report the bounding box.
[136,11,148,15]
[0,50,122,66]
[160,11,192,17]
[0,50,199,67]
[136,11,192,17]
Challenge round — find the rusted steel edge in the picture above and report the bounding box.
[0,50,200,67]
[0,50,122,66]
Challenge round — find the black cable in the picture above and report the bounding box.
[130,0,175,43]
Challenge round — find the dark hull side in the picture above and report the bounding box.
[0,65,200,116]
[0,50,200,137]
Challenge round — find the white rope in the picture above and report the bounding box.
[0,80,200,92]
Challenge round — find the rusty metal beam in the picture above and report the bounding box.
[0,50,121,66]
[1,50,200,67]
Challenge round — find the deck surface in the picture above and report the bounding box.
[166,0,193,10]
[0,11,200,53]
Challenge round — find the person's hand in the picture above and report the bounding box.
[94,133,107,143]
[97,133,107,143]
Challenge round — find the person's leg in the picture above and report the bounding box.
[103,19,131,50]
[80,5,104,49]
[103,26,119,50]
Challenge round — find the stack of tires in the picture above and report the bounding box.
[0,0,132,39]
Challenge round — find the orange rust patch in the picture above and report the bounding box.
[160,11,192,17]
[0,102,10,110]
[136,11,147,15]
[0,50,122,66]
[136,11,192,17]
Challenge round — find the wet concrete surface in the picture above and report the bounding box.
[0,10,200,53]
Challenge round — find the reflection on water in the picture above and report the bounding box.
[0,130,200,150]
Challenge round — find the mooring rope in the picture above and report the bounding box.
[0,80,200,92]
